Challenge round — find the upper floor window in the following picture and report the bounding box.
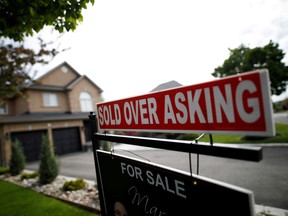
[0,103,8,114]
[80,92,93,112]
[43,93,58,107]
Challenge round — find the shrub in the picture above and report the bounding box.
[102,141,110,151]
[9,139,25,176]
[178,133,202,141]
[0,167,10,175]
[39,134,59,185]
[63,178,87,191]
[241,136,267,141]
[21,172,39,180]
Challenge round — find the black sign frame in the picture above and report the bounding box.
[96,150,255,216]
[89,112,261,216]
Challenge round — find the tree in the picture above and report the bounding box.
[39,134,59,185]
[0,0,94,41]
[9,139,25,176]
[212,40,288,96]
[0,38,61,105]
[0,0,91,103]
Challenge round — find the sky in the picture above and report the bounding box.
[25,0,288,102]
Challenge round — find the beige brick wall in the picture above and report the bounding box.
[38,66,78,86]
[14,96,29,114]
[3,120,83,133]
[27,90,70,113]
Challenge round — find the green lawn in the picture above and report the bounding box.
[182,123,288,144]
[0,180,99,216]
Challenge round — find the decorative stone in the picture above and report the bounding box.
[1,174,100,210]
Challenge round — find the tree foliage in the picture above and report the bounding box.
[212,40,288,96]
[0,0,94,41]
[0,0,91,103]
[0,38,61,104]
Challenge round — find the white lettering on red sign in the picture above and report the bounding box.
[96,70,275,136]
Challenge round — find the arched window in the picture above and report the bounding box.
[80,92,93,112]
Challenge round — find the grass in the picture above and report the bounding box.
[184,123,288,144]
[0,180,99,216]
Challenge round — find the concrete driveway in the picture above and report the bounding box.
[26,144,288,210]
[274,111,288,124]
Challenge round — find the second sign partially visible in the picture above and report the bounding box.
[96,150,255,216]
[96,69,275,136]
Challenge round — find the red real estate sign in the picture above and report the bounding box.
[96,69,275,136]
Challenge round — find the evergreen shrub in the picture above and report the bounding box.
[9,139,25,176]
[102,141,111,151]
[0,167,9,175]
[63,178,87,191]
[21,172,39,180]
[39,134,59,185]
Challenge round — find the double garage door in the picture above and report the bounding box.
[11,127,82,162]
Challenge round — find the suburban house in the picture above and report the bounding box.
[0,62,103,165]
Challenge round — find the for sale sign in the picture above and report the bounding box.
[96,69,275,136]
[96,150,255,216]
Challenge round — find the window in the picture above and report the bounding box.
[43,93,58,107]
[80,92,93,112]
[0,103,8,114]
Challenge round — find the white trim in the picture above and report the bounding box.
[259,69,276,136]
[80,92,94,112]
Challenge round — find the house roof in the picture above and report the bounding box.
[27,62,103,93]
[150,80,182,92]
[36,61,81,81]
[27,84,66,91]
[0,112,90,124]
[66,75,103,93]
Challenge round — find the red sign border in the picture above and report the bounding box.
[96,69,275,136]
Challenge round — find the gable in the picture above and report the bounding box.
[67,75,103,93]
[67,77,103,112]
[150,80,182,92]
[37,62,80,87]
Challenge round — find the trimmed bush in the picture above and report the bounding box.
[63,178,87,191]
[21,172,39,180]
[39,134,59,185]
[9,139,25,176]
[178,133,201,141]
[0,166,10,175]
[102,141,111,151]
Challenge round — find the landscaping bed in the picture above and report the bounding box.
[0,171,101,214]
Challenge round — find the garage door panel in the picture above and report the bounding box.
[11,130,46,162]
[11,127,82,162]
[53,127,81,156]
